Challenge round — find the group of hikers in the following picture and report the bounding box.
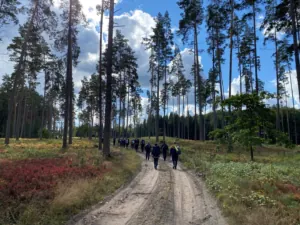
[114,138,146,152]
[113,137,181,170]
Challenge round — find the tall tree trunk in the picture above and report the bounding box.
[187,94,189,140]
[103,0,115,157]
[290,0,300,102]
[12,103,17,138]
[126,85,129,138]
[68,0,74,145]
[5,0,39,145]
[229,0,234,109]
[20,95,27,138]
[63,0,73,148]
[29,92,33,138]
[40,70,47,139]
[193,37,197,141]
[173,97,175,138]
[275,32,280,131]
[216,28,225,128]
[16,91,24,141]
[163,60,167,141]
[212,35,217,130]
[252,2,259,94]
[280,104,284,132]
[289,69,298,144]
[98,0,104,150]
[195,25,204,141]
[178,95,180,138]
[156,68,160,142]
[285,96,291,140]
[119,96,122,138]
[182,94,184,139]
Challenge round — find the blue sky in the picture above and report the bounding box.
[116,0,282,96]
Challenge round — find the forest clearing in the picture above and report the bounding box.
[0,138,299,225]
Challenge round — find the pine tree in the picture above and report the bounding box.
[177,0,204,140]
[241,0,262,94]
[96,0,109,150]
[55,0,86,148]
[5,1,57,145]
[103,0,115,157]
[206,2,228,129]
[0,0,21,38]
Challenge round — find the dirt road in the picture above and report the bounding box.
[71,156,228,225]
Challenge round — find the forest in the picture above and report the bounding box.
[0,0,299,156]
[0,0,300,224]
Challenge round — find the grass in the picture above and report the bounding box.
[0,138,141,225]
[144,136,300,225]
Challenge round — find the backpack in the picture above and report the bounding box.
[175,146,181,155]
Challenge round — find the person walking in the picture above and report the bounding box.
[161,141,169,161]
[134,139,139,152]
[170,142,181,169]
[126,138,130,148]
[152,143,161,170]
[145,142,151,160]
[141,139,145,152]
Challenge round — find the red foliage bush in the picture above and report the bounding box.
[0,158,104,201]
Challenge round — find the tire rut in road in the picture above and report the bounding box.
[72,159,159,225]
[126,161,175,225]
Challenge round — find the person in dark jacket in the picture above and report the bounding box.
[141,139,145,152]
[145,142,151,160]
[113,137,116,146]
[161,141,169,161]
[170,142,180,169]
[152,143,161,170]
[134,139,139,152]
[126,138,130,148]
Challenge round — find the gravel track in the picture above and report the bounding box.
[71,155,228,225]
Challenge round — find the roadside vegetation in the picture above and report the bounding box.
[146,136,300,225]
[0,139,140,225]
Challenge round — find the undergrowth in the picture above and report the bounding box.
[0,138,141,225]
[144,136,300,225]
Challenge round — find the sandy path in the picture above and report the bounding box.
[71,155,227,225]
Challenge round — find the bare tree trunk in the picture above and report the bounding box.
[290,0,300,102]
[163,60,167,141]
[63,0,73,148]
[20,95,27,138]
[12,103,17,138]
[29,94,33,138]
[216,28,225,128]
[173,97,175,138]
[5,0,39,145]
[119,96,122,138]
[285,96,291,140]
[182,94,184,139]
[103,0,115,157]
[126,84,129,138]
[156,66,160,143]
[98,0,105,150]
[289,69,298,144]
[68,0,74,145]
[229,0,234,108]
[40,71,47,139]
[187,94,189,140]
[275,32,280,131]
[178,95,180,138]
[193,40,197,141]
[16,83,25,141]
[195,26,203,141]
[253,2,259,94]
